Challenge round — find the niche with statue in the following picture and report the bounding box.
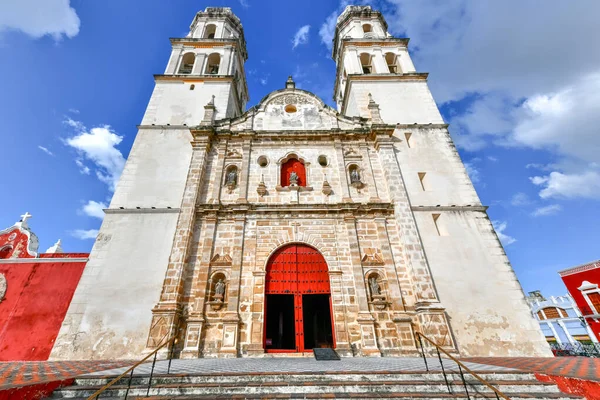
[366,272,389,310]
[208,272,227,311]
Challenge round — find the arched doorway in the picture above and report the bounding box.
[264,244,335,352]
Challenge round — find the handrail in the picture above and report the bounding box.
[87,335,178,400]
[416,332,510,400]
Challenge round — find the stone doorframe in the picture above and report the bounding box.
[246,240,352,356]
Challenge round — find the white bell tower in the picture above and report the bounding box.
[144,7,249,125]
[332,6,443,125]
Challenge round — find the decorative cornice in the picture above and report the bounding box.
[410,205,488,212]
[558,261,600,277]
[0,257,88,264]
[104,207,181,214]
[195,202,394,216]
[154,74,233,83]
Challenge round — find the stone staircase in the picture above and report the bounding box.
[49,370,581,399]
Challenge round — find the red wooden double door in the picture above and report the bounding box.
[264,244,335,352]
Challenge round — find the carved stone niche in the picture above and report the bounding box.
[208,271,228,311]
[224,166,239,193]
[366,271,389,311]
[348,164,364,189]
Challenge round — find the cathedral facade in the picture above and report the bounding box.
[51,6,551,360]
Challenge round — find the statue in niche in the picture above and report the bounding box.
[369,276,381,297]
[226,169,237,186]
[214,279,225,301]
[350,168,361,183]
[289,171,299,185]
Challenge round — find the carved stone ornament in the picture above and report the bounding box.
[361,248,385,266]
[226,149,242,159]
[0,273,6,303]
[257,175,267,197]
[322,179,333,196]
[269,94,314,106]
[210,254,232,266]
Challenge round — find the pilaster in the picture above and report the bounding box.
[192,53,207,75]
[334,139,352,202]
[236,136,253,203]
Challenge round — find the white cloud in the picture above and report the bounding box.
[0,0,80,40]
[71,229,98,240]
[259,74,270,86]
[68,108,80,114]
[531,204,562,217]
[38,146,54,156]
[80,200,107,219]
[319,11,338,50]
[239,0,249,8]
[464,162,480,183]
[510,192,531,207]
[63,119,125,191]
[292,25,311,49]
[530,170,600,199]
[487,156,498,162]
[492,220,516,246]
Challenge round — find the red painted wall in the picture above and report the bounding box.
[0,254,87,361]
[561,265,600,342]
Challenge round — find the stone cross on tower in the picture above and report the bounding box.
[19,212,32,228]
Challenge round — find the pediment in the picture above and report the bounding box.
[216,88,368,132]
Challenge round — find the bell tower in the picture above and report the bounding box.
[143,7,249,125]
[332,6,443,124]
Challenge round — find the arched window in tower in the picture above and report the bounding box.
[178,52,195,74]
[359,53,373,74]
[362,24,372,35]
[385,52,401,73]
[281,156,306,187]
[204,24,217,39]
[205,53,221,75]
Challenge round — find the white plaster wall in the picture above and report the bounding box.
[110,128,192,208]
[393,127,481,206]
[50,212,179,360]
[142,81,235,125]
[346,81,444,124]
[414,210,552,356]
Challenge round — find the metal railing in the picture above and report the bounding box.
[416,332,509,400]
[550,342,600,357]
[87,335,178,400]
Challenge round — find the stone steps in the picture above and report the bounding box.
[49,371,582,399]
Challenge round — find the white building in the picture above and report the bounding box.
[50,6,551,360]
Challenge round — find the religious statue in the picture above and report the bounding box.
[214,279,225,300]
[369,276,380,297]
[350,168,361,183]
[226,169,237,186]
[289,171,298,185]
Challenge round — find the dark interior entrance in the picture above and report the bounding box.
[302,294,334,350]
[264,244,335,352]
[264,294,295,350]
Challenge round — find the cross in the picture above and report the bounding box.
[20,212,32,225]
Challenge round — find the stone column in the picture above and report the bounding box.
[236,136,253,203]
[344,214,380,356]
[181,212,218,358]
[247,270,266,356]
[358,143,380,201]
[371,48,388,73]
[373,128,454,349]
[334,139,352,202]
[192,53,207,75]
[328,269,352,356]
[165,44,184,74]
[556,320,576,345]
[220,215,246,356]
[398,49,416,73]
[210,141,227,203]
[147,130,212,356]
[219,46,233,75]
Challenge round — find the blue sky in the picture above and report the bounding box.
[0,0,598,297]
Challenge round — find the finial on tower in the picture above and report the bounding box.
[201,96,217,125]
[286,76,295,89]
[367,93,383,124]
[45,239,64,254]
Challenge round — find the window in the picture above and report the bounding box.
[542,307,560,319]
[537,310,545,320]
[284,104,297,113]
[178,53,195,74]
[590,292,600,313]
[257,156,269,167]
[359,53,373,74]
[404,132,412,148]
[205,53,221,75]
[385,52,401,73]
[204,24,216,39]
[432,214,448,236]
[418,172,428,191]
[318,155,328,167]
[362,24,372,34]
[281,157,306,187]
